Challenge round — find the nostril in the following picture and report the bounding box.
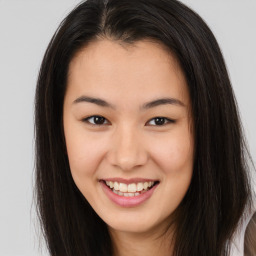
[106,134,149,170]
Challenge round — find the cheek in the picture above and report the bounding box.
[65,132,109,201]
[65,128,108,182]
[150,130,194,213]
[151,130,194,174]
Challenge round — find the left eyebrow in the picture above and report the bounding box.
[141,98,185,110]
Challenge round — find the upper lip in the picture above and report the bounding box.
[100,178,159,184]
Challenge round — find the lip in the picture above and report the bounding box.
[100,179,159,208]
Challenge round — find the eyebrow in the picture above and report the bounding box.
[141,98,185,109]
[73,96,115,108]
[73,96,185,109]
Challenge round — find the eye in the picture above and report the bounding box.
[146,117,175,126]
[83,115,109,125]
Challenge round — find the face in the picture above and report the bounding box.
[63,39,194,235]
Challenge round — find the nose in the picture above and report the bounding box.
[107,126,148,171]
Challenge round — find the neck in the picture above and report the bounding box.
[109,225,174,256]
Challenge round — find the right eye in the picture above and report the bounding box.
[82,115,109,125]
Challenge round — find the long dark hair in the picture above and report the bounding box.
[35,0,253,255]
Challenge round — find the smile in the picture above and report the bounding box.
[105,181,156,197]
[100,179,159,207]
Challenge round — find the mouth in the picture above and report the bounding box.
[103,180,159,197]
[99,179,160,207]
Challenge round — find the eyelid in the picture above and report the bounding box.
[146,117,176,126]
[82,115,175,127]
[82,115,110,126]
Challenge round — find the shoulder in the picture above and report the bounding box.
[229,196,256,256]
[244,210,256,256]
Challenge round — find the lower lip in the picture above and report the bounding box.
[100,181,159,207]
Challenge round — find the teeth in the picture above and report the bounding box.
[105,180,156,194]
[137,183,144,191]
[143,182,149,190]
[128,183,137,192]
[119,183,128,192]
[113,189,141,197]
[114,182,119,191]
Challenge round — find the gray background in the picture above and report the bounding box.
[0,1,255,255]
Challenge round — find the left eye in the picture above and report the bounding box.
[83,115,109,125]
[147,117,175,126]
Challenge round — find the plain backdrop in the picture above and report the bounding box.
[0,1,255,255]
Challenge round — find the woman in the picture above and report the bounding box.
[35,0,255,255]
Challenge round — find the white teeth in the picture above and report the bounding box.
[143,182,149,190]
[127,183,137,193]
[119,183,128,192]
[137,182,144,191]
[113,190,137,197]
[109,181,114,188]
[113,190,142,197]
[117,191,123,196]
[105,180,156,194]
[114,182,119,191]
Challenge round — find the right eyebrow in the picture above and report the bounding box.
[141,97,185,109]
[73,96,116,109]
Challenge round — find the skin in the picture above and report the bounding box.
[63,39,194,256]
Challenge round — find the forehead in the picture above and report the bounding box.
[66,39,189,107]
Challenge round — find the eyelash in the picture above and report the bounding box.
[83,116,109,126]
[82,115,175,126]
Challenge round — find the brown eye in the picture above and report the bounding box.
[147,117,175,126]
[83,115,108,125]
